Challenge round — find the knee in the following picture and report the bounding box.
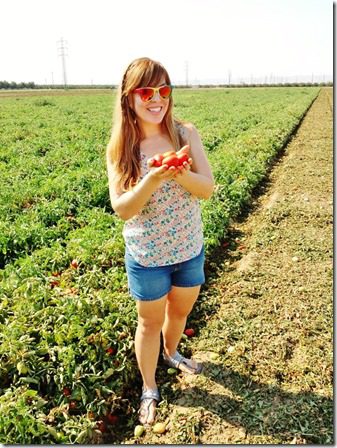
[138,316,164,335]
[166,304,190,320]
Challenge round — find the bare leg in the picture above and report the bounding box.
[135,295,167,424]
[162,285,200,357]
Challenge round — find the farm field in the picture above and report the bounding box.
[0,86,331,444]
[129,87,333,445]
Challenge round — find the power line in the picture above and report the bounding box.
[57,37,68,88]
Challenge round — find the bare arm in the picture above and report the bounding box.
[107,157,177,221]
[174,124,214,199]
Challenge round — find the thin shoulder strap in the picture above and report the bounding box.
[175,122,188,147]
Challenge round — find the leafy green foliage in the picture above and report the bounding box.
[0,87,319,443]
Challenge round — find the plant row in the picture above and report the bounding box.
[0,87,319,443]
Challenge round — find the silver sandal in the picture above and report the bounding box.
[163,350,203,374]
[138,387,160,425]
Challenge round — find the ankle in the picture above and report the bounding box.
[142,382,158,392]
[163,349,179,360]
[163,347,178,358]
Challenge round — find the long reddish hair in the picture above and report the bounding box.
[106,57,185,191]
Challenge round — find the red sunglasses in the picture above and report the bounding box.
[132,84,172,102]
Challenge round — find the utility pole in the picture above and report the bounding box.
[185,60,189,87]
[57,37,68,88]
[228,69,231,85]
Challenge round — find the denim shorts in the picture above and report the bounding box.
[125,246,205,301]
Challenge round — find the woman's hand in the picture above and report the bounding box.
[147,158,179,181]
[174,158,193,177]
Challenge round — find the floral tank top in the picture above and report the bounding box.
[122,153,204,267]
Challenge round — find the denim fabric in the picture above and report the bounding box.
[125,245,205,301]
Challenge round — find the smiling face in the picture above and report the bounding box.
[120,58,174,139]
[131,77,171,129]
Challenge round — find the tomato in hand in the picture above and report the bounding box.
[152,154,164,167]
[177,153,189,165]
[151,146,190,169]
[162,154,180,167]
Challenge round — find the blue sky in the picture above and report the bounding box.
[1,0,333,85]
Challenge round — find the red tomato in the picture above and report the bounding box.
[106,347,117,356]
[184,328,195,337]
[97,421,108,433]
[152,154,164,167]
[107,413,119,425]
[50,279,60,288]
[63,387,71,397]
[162,155,179,167]
[69,400,77,409]
[177,153,189,165]
[71,259,79,269]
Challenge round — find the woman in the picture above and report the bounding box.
[106,57,214,425]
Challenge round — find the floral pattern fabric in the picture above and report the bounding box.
[122,153,204,267]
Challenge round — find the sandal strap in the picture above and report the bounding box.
[163,350,184,369]
[163,350,203,374]
[141,388,160,402]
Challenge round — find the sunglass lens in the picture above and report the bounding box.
[139,88,154,102]
[159,85,171,99]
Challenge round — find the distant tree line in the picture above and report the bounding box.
[0,81,36,89]
[0,80,332,90]
[0,82,116,90]
[185,82,333,88]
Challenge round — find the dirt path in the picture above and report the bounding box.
[127,88,333,445]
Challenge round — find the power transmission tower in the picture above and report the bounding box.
[185,60,189,86]
[57,37,68,88]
